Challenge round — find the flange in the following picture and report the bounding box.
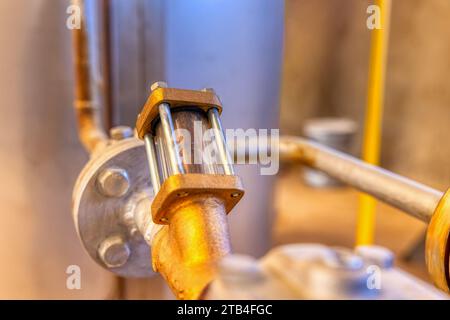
[72,138,155,277]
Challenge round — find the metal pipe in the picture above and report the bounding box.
[144,134,162,194]
[100,0,114,129]
[72,0,108,154]
[152,194,231,299]
[357,0,392,245]
[279,136,443,222]
[156,134,170,181]
[158,103,185,176]
[208,108,235,175]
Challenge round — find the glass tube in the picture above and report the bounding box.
[155,108,224,176]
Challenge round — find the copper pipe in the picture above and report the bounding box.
[72,0,107,154]
[100,0,114,129]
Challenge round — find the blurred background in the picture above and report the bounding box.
[0,0,448,299]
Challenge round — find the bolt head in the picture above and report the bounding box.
[97,167,130,198]
[110,126,133,141]
[98,236,130,268]
[151,81,168,91]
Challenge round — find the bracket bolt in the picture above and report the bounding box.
[110,126,133,141]
[98,236,130,268]
[97,167,130,198]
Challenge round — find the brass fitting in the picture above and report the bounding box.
[151,174,244,299]
[136,86,222,138]
[426,188,450,293]
[152,194,232,299]
[135,83,243,299]
[151,174,244,224]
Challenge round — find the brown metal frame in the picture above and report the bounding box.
[151,173,244,224]
[136,87,223,138]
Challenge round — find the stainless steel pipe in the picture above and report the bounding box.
[157,103,185,176]
[240,136,442,223]
[144,134,162,194]
[208,108,235,175]
[278,136,443,222]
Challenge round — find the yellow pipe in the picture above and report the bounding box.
[356,0,392,246]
